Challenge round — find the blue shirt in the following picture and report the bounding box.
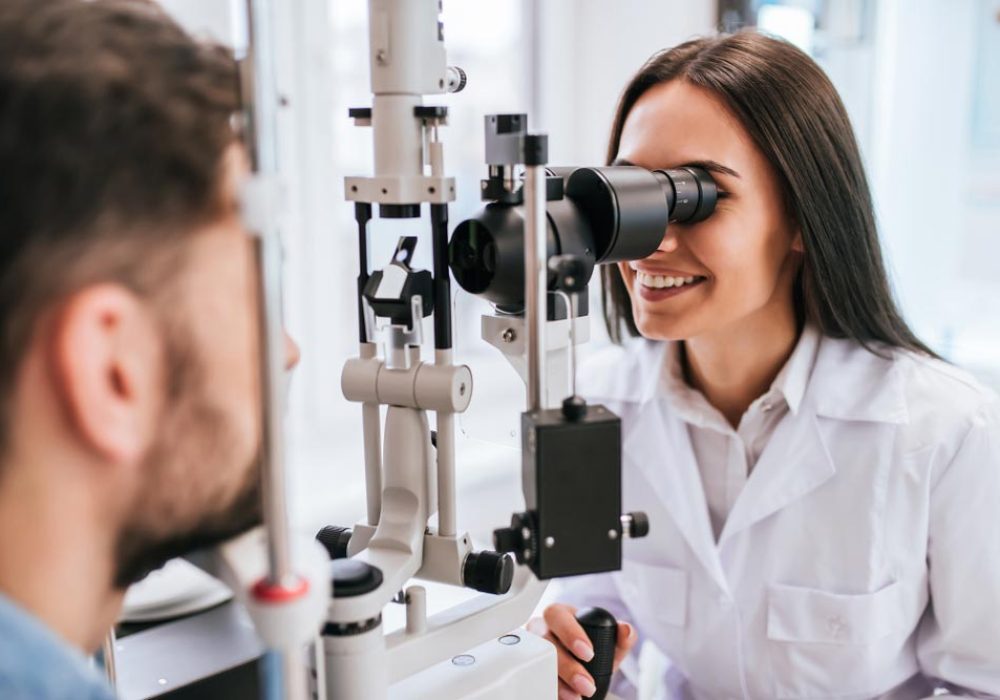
[0,592,116,700]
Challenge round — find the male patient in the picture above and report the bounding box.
[0,1,298,697]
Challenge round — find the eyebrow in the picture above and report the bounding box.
[612,157,741,179]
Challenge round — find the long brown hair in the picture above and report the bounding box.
[601,32,937,358]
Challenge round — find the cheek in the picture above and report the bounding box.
[186,259,261,454]
[691,215,789,300]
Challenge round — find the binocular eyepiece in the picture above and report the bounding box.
[449,165,717,312]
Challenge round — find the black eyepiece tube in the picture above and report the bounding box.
[653,167,717,224]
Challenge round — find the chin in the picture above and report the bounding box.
[633,308,698,342]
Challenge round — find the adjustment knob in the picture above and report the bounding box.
[463,551,514,595]
[621,512,650,539]
[562,395,588,421]
[549,254,589,293]
[575,607,618,700]
[316,525,352,560]
[493,512,535,564]
[446,65,467,93]
[492,526,521,555]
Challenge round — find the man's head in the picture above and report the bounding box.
[0,0,292,591]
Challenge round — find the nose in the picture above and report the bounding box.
[658,227,680,253]
[284,331,301,370]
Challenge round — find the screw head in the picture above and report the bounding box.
[608,529,619,540]
[544,536,555,548]
[502,328,516,343]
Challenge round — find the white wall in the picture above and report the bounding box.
[536,0,717,165]
[870,0,1000,379]
[157,0,236,43]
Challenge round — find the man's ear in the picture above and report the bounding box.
[48,284,163,466]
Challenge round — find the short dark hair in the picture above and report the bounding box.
[0,0,239,454]
[601,32,937,359]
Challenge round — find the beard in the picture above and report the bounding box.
[112,461,263,589]
[112,324,264,590]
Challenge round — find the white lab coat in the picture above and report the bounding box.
[554,334,1000,699]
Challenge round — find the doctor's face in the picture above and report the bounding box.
[615,80,803,341]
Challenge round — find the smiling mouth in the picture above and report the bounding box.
[634,271,707,289]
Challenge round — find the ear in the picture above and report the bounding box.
[791,229,805,254]
[48,284,163,466]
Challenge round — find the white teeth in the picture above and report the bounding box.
[635,271,702,289]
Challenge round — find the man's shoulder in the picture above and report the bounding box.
[0,595,115,700]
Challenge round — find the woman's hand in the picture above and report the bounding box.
[527,603,637,699]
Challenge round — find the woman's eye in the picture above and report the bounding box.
[717,189,732,200]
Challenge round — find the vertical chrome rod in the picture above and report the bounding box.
[523,138,548,412]
[243,0,308,698]
[100,629,117,687]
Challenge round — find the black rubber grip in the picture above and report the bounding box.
[575,607,618,699]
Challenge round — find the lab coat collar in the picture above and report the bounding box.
[808,335,910,424]
[770,323,821,415]
[622,386,839,588]
[604,332,909,587]
[715,336,907,546]
[717,409,836,547]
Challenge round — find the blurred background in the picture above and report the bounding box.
[158,0,1000,547]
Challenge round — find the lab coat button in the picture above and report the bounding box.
[826,614,848,639]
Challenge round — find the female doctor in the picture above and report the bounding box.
[529,32,1000,700]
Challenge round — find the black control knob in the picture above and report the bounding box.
[463,551,514,595]
[493,511,536,565]
[562,395,588,421]
[446,65,467,93]
[549,254,589,293]
[627,511,649,538]
[316,525,352,560]
[492,526,520,555]
[575,607,618,700]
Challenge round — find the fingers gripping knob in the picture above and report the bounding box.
[574,607,618,700]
